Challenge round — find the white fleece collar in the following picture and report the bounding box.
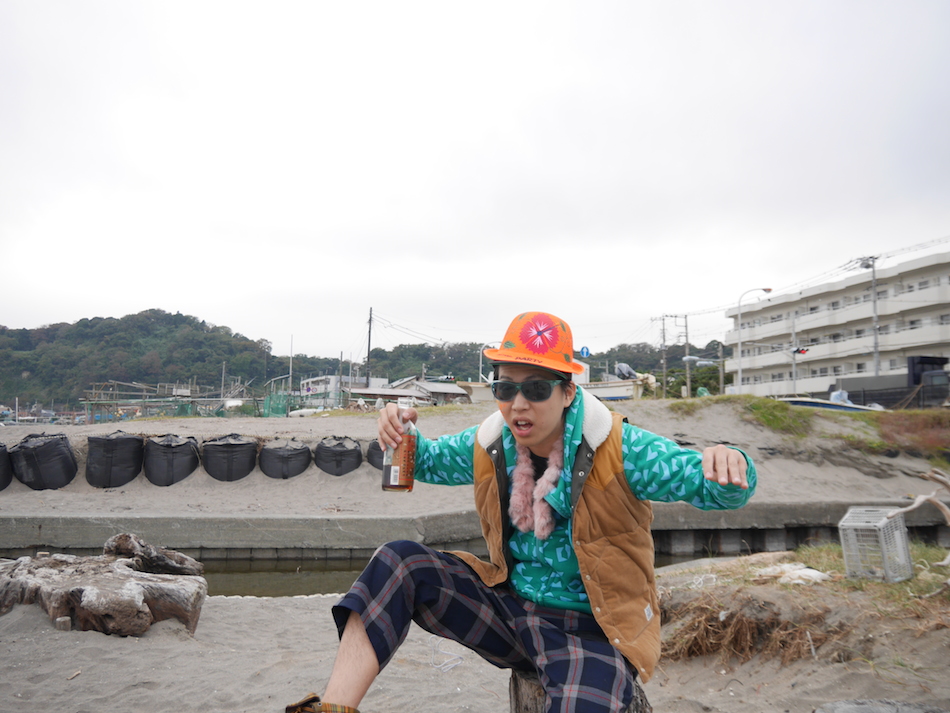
[476,387,614,452]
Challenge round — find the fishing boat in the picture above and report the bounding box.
[776,396,884,412]
[580,379,643,400]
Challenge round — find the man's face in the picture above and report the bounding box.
[495,364,575,457]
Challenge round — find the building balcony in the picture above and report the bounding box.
[725,284,950,345]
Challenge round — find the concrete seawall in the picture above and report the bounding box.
[3,405,949,564]
[3,499,948,562]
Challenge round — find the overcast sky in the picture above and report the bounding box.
[2,1,948,363]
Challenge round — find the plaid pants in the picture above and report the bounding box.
[332,540,637,713]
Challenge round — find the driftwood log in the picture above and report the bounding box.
[509,669,651,713]
[888,467,950,597]
[0,534,207,636]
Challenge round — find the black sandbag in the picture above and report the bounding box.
[9,433,78,490]
[0,443,12,491]
[202,433,258,482]
[259,438,311,480]
[86,431,144,488]
[314,436,363,477]
[366,439,384,470]
[143,434,199,487]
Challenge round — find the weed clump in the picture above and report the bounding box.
[740,396,813,436]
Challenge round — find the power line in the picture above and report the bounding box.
[372,311,448,345]
[879,233,950,261]
[679,234,950,319]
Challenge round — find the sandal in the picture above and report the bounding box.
[285,693,360,713]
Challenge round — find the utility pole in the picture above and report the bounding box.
[859,257,881,376]
[367,307,373,385]
[683,315,690,398]
[339,351,344,408]
[654,316,668,399]
[718,342,724,394]
[668,314,690,397]
[791,312,797,393]
[287,335,293,418]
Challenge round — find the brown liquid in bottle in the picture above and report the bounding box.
[381,430,416,491]
[382,399,416,492]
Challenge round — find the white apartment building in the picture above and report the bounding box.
[723,251,950,397]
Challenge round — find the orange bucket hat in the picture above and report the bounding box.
[483,311,585,375]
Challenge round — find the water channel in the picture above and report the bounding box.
[203,554,704,597]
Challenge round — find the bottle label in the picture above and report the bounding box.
[382,432,416,491]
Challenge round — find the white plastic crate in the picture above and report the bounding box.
[838,507,913,583]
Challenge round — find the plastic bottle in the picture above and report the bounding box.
[381,397,416,492]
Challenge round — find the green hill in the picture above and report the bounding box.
[0,309,726,409]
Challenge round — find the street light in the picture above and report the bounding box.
[736,287,772,394]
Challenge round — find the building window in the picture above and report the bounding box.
[831,333,843,342]
[810,369,819,377]
[856,362,867,373]
[862,293,872,303]
[908,319,922,330]
[819,367,829,376]
[833,366,842,375]
[940,314,950,325]
[753,376,762,384]
[879,324,890,334]
[919,279,930,290]
[809,306,819,313]
[771,373,783,382]
[770,314,782,323]
[808,337,820,345]
[830,301,841,311]
[889,359,899,370]
[855,328,866,338]
[877,290,888,300]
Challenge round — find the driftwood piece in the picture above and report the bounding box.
[103,533,204,576]
[508,669,652,713]
[888,467,950,594]
[0,536,207,636]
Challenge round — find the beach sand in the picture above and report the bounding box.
[2,399,949,712]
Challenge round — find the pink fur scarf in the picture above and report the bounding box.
[508,441,563,541]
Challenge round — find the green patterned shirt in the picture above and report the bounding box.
[414,389,756,612]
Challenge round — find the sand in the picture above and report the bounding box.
[1,399,949,712]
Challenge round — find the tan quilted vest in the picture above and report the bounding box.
[448,411,661,681]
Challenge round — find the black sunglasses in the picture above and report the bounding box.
[490,379,564,402]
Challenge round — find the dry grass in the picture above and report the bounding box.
[877,410,950,459]
[661,586,839,666]
[659,544,950,668]
[825,409,950,466]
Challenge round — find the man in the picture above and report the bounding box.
[287,311,755,713]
